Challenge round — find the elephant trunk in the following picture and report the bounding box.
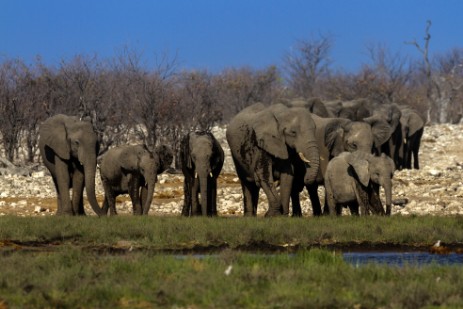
[199,171,209,216]
[384,180,392,216]
[142,180,156,215]
[84,158,103,217]
[300,142,320,185]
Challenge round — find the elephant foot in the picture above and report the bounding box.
[386,205,392,216]
[264,210,283,217]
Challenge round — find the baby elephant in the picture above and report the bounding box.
[100,144,173,216]
[180,131,224,216]
[325,151,395,216]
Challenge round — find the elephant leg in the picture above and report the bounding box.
[102,196,109,215]
[261,181,282,217]
[412,129,423,169]
[191,176,201,215]
[182,173,194,216]
[140,185,150,215]
[324,178,338,216]
[129,176,142,215]
[307,184,322,216]
[279,173,293,216]
[290,188,302,217]
[51,177,63,215]
[241,181,259,216]
[54,158,73,215]
[102,181,118,216]
[72,169,85,216]
[210,178,218,216]
[348,202,359,215]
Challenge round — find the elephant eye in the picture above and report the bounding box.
[287,129,297,137]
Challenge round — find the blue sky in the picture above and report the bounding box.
[1,0,462,72]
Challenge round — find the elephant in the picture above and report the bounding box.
[398,105,424,169]
[284,97,335,118]
[180,131,224,217]
[363,102,403,166]
[38,114,104,216]
[226,103,320,216]
[99,144,173,215]
[290,113,392,216]
[325,99,372,121]
[324,151,395,216]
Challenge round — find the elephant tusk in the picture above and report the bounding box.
[210,172,213,178]
[195,172,198,179]
[403,138,407,144]
[298,152,311,164]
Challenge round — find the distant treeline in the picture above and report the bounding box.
[0,36,462,165]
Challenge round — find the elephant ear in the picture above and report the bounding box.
[325,119,350,155]
[155,145,173,173]
[408,112,424,136]
[346,153,370,187]
[211,138,224,175]
[40,115,71,160]
[252,109,288,160]
[370,119,392,148]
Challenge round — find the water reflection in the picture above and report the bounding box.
[343,252,463,266]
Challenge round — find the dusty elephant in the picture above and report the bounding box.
[226,103,320,216]
[284,97,335,118]
[99,144,173,215]
[325,151,395,216]
[324,98,372,121]
[38,114,104,216]
[290,113,392,216]
[180,131,224,216]
[364,102,403,166]
[398,105,424,169]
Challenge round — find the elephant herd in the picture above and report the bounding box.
[38,98,424,217]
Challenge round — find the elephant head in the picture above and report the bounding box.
[346,152,395,215]
[285,97,334,118]
[364,103,402,165]
[39,114,103,216]
[116,145,173,215]
[154,145,174,174]
[254,103,320,186]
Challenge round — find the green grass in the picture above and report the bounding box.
[2,215,463,307]
[1,215,463,248]
[1,248,463,308]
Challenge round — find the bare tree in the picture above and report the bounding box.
[283,34,333,98]
[405,20,463,123]
[213,66,281,119]
[0,59,29,162]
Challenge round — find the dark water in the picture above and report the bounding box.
[343,252,463,266]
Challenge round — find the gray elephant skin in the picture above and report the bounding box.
[180,131,224,216]
[290,113,392,216]
[39,114,104,216]
[99,144,173,215]
[325,151,395,216]
[283,97,335,118]
[399,105,424,169]
[226,103,320,216]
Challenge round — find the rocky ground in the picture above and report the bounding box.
[0,124,462,217]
